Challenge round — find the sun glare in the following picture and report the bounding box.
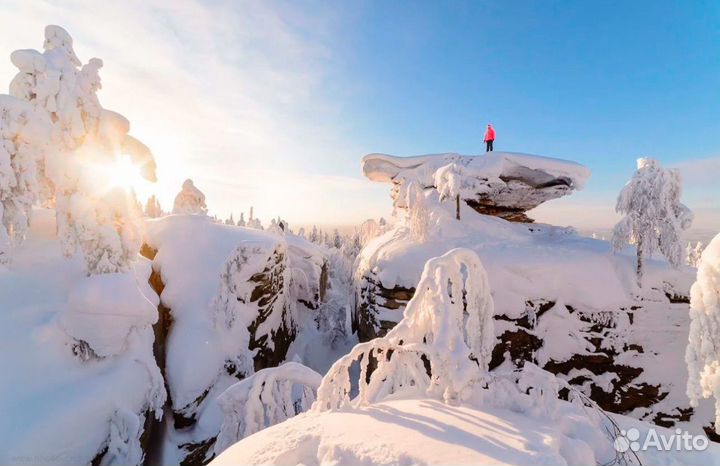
[105,156,143,190]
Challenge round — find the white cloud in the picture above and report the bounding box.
[671,156,720,186]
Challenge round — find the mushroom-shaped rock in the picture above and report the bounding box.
[362,151,590,222]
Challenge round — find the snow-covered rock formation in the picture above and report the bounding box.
[214,248,719,466]
[141,215,330,465]
[363,151,590,222]
[355,150,714,439]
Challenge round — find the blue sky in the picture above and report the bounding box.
[1,0,718,230]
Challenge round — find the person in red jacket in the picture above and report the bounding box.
[484,124,495,152]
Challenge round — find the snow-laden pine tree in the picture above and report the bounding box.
[9,26,156,274]
[310,225,318,243]
[686,233,720,433]
[0,96,51,265]
[237,212,246,227]
[225,213,235,225]
[611,158,693,287]
[332,229,342,249]
[172,179,207,215]
[143,195,163,218]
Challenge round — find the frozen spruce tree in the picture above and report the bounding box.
[687,241,705,268]
[0,96,51,266]
[686,234,720,433]
[143,195,163,218]
[9,26,156,274]
[611,158,693,287]
[237,212,246,227]
[172,179,207,215]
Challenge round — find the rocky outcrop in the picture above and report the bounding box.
[354,271,713,434]
[362,151,590,222]
[139,221,330,466]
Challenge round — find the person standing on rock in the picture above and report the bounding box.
[484,124,495,152]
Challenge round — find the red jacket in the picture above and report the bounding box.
[484,126,495,142]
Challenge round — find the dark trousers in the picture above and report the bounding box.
[486,140,494,152]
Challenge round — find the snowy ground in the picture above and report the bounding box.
[213,398,720,466]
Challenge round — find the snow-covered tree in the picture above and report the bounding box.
[434,162,472,220]
[332,229,342,249]
[143,195,162,218]
[309,225,318,243]
[611,158,693,287]
[246,206,263,229]
[405,180,429,242]
[0,96,50,265]
[686,234,720,433]
[9,26,156,274]
[297,227,305,238]
[224,213,235,225]
[214,362,321,455]
[237,212,246,227]
[687,241,705,268]
[315,248,495,409]
[172,179,207,215]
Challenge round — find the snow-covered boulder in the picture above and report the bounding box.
[60,272,158,357]
[363,151,590,222]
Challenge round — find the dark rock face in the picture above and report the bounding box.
[247,246,296,371]
[354,272,414,340]
[355,273,702,431]
[465,176,574,223]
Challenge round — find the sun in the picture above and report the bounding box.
[106,155,146,192]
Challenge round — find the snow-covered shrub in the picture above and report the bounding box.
[315,248,495,410]
[612,158,693,287]
[172,178,207,215]
[9,26,156,274]
[214,362,322,455]
[433,162,482,220]
[0,95,51,265]
[686,233,720,433]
